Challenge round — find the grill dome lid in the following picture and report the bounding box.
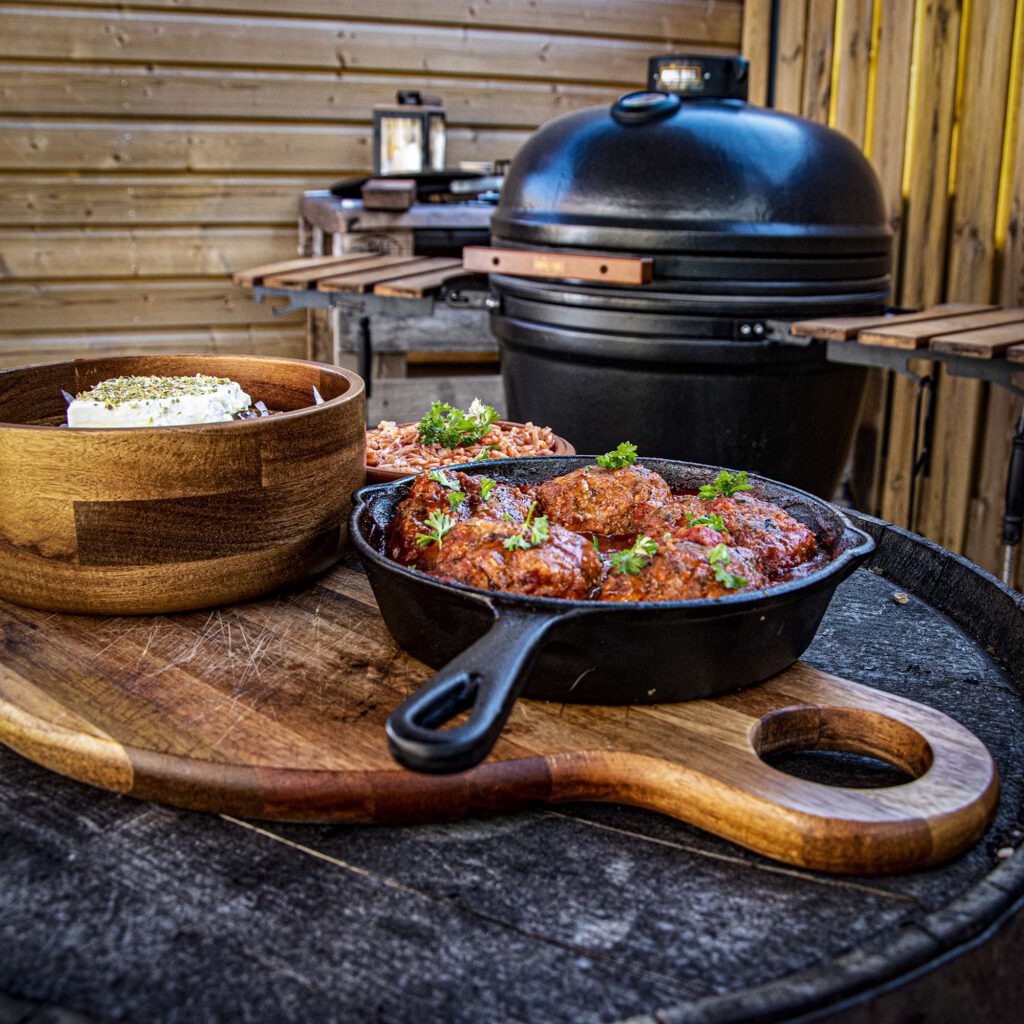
[493,78,890,260]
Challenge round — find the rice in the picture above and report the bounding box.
[366,420,560,472]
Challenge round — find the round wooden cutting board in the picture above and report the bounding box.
[0,548,998,876]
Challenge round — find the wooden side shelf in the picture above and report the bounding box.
[792,304,1024,362]
[234,253,467,299]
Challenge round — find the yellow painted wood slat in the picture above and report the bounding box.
[865,0,915,255]
[0,120,529,173]
[1,226,295,279]
[774,0,810,115]
[19,0,744,44]
[741,0,773,107]
[0,64,621,128]
[945,0,1017,302]
[800,0,836,124]
[832,0,874,146]
[0,6,733,84]
[897,0,962,309]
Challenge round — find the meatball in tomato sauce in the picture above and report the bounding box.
[429,518,602,600]
[537,464,671,536]
[599,535,765,603]
[640,493,815,576]
[387,470,534,569]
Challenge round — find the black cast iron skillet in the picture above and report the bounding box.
[350,457,874,775]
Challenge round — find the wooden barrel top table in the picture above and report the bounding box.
[1,514,1023,1023]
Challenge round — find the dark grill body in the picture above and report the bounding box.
[488,58,892,496]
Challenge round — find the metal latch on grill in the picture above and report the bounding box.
[733,320,767,340]
[444,287,500,310]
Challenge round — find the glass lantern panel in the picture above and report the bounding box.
[380,116,424,175]
[429,115,447,171]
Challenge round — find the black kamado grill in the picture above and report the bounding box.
[479,55,891,497]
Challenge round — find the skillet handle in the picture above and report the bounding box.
[386,608,561,774]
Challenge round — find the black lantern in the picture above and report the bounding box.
[372,91,447,176]
[647,54,749,100]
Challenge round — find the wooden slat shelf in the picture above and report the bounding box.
[791,305,1024,365]
[234,254,465,300]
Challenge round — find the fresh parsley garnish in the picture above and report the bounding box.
[428,469,459,490]
[609,535,659,575]
[685,511,727,532]
[502,502,549,551]
[707,543,747,589]
[415,509,456,549]
[471,444,500,462]
[595,442,638,470]
[590,534,601,554]
[417,399,500,449]
[447,491,466,511]
[699,469,752,501]
[479,477,496,501]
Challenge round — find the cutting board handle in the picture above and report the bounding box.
[555,666,999,874]
[386,609,561,774]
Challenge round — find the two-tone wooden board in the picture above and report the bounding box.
[0,553,997,876]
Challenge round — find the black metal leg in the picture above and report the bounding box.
[1002,406,1024,583]
[358,315,373,403]
[907,373,935,529]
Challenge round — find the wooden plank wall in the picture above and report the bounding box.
[743,0,1024,592]
[0,0,741,366]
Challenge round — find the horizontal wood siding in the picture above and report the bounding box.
[0,0,741,365]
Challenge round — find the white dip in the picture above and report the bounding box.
[66,374,252,428]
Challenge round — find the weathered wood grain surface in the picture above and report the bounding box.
[2,520,1024,1023]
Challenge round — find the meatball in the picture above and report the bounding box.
[639,493,816,576]
[429,518,602,600]
[640,498,735,545]
[702,494,816,575]
[461,474,536,524]
[599,535,766,603]
[387,472,464,568]
[387,471,534,568]
[537,465,671,536]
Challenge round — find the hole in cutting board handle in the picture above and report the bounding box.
[752,706,934,788]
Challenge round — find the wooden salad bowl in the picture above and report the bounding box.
[0,354,365,614]
[366,421,575,482]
